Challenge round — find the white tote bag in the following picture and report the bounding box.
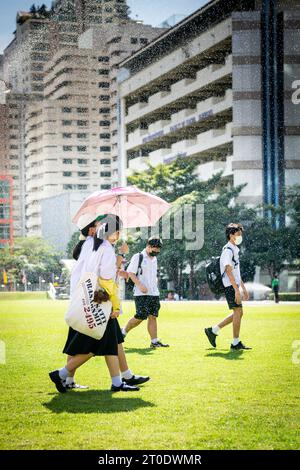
[65,272,112,340]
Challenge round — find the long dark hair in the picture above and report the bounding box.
[93,214,122,251]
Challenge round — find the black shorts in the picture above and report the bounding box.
[224,286,243,310]
[134,295,161,320]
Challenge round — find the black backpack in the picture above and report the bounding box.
[126,253,143,291]
[206,247,237,296]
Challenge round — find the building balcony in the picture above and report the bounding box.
[125,55,232,126]
[125,90,232,152]
[194,156,233,181]
[126,156,149,177]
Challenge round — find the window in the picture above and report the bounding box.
[100,171,111,177]
[0,204,10,219]
[140,38,148,45]
[63,146,72,152]
[77,120,88,126]
[78,172,88,177]
[101,184,111,190]
[98,82,110,88]
[99,95,110,102]
[63,184,75,190]
[63,171,72,177]
[78,159,88,165]
[99,69,109,75]
[100,159,111,164]
[77,107,88,113]
[131,37,138,44]
[99,121,110,127]
[77,133,87,139]
[78,184,88,190]
[99,108,110,114]
[98,56,109,63]
[77,146,87,152]
[0,224,10,239]
[62,120,72,126]
[63,133,72,138]
[63,159,72,164]
[62,107,72,113]
[100,146,111,152]
[100,133,111,139]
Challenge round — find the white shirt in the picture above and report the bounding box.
[83,239,117,280]
[220,241,241,288]
[70,238,117,297]
[127,248,160,297]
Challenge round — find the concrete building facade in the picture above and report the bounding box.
[118,0,300,227]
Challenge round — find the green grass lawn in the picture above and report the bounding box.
[0,298,299,450]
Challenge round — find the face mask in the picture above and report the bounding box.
[149,251,159,257]
[235,235,243,245]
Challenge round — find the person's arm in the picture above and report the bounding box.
[240,279,249,300]
[99,278,121,317]
[128,272,148,294]
[225,265,241,304]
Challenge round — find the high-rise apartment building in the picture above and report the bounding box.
[0,0,164,239]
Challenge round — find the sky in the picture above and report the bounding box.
[0,0,208,54]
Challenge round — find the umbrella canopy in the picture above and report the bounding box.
[72,186,171,229]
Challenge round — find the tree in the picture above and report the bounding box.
[30,4,37,14]
[66,231,80,259]
[0,237,62,287]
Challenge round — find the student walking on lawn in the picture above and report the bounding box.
[122,237,169,349]
[204,223,251,351]
[49,215,149,393]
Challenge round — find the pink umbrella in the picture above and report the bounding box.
[72,186,171,228]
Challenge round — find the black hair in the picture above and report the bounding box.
[72,240,85,260]
[147,237,163,248]
[225,223,244,241]
[93,215,122,251]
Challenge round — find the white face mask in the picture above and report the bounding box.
[235,235,243,245]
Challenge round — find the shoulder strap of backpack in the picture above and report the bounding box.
[136,253,143,276]
[226,246,238,267]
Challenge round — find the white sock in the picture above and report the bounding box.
[212,326,220,335]
[58,367,69,380]
[65,376,75,385]
[151,338,158,344]
[121,328,127,337]
[121,369,133,380]
[111,375,122,387]
[232,338,240,346]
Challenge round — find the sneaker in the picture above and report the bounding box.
[122,375,150,386]
[49,370,67,393]
[64,381,89,390]
[150,340,169,348]
[230,341,252,350]
[204,327,217,348]
[111,383,140,392]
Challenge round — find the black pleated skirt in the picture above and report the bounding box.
[62,318,124,357]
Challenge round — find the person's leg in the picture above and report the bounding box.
[232,307,243,344]
[117,343,129,373]
[63,353,94,375]
[67,355,76,377]
[215,313,234,332]
[147,314,158,341]
[122,317,143,335]
[49,353,94,393]
[117,343,150,385]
